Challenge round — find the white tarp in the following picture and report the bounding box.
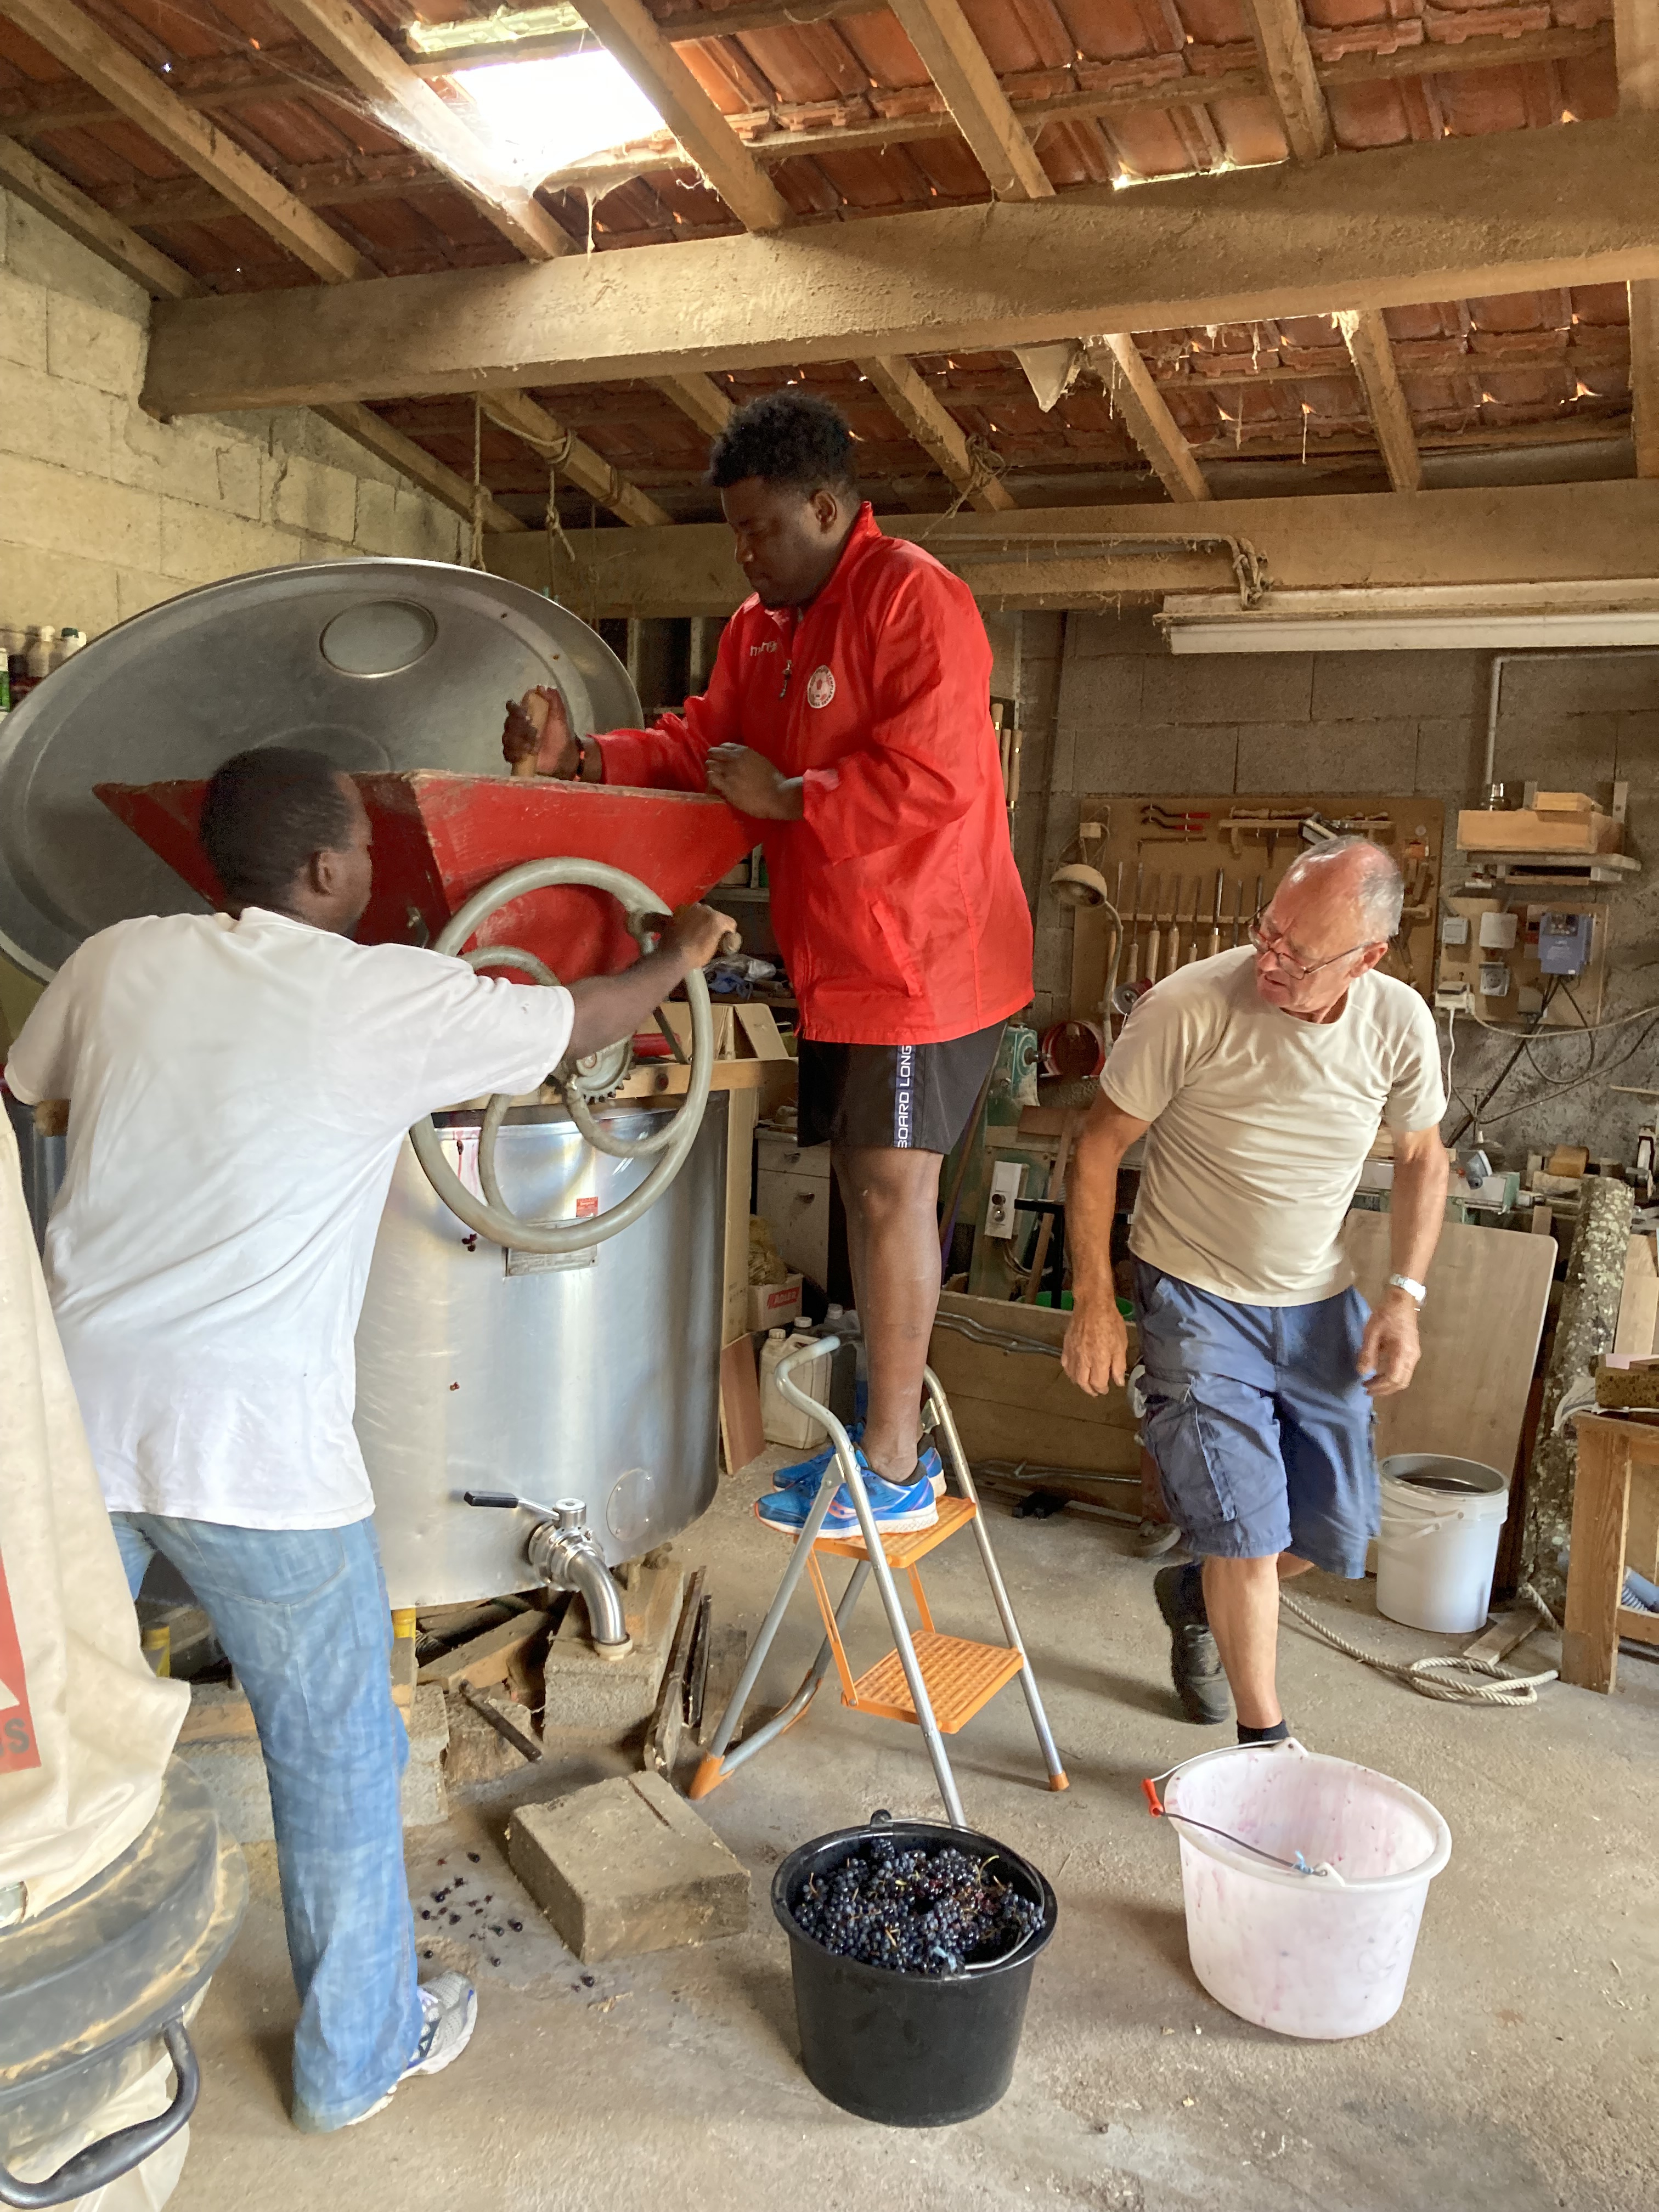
[0,1108,188,1918]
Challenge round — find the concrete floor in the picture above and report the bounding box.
[171,1457,1659,2212]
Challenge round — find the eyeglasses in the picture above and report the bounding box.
[1248,913,1380,984]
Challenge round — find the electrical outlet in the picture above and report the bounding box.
[984,1159,1024,1239]
[1435,984,1471,1013]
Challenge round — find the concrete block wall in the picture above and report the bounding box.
[0,188,465,648]
[1017,606,1659,1164]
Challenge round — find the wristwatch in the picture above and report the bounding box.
[1386,1272,1427,1307]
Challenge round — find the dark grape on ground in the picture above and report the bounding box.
[789,1838,1041,1976]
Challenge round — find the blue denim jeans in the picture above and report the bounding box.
[1134,1260,1378,1578]
[114,1513,422,2132]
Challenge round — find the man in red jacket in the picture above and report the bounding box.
[505,390,1032,1534]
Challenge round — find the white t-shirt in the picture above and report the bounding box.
[6,910,574,1530]
[1102,947,1446,1306]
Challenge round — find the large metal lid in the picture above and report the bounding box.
[0,559,640,979]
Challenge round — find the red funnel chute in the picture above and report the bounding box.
[96,772,753,980]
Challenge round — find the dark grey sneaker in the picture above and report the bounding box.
[1153,1564,1231,1726]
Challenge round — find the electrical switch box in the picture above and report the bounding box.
[1538,910,1594,975]
[984,1159,1024,1239]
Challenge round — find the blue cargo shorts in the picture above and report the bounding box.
[1134,1259,1379,1577]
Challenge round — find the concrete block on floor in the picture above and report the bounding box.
[176,1683,449,1842]
[541,1564,683,1738]
[507,1771,751,1961]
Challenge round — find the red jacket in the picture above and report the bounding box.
[595,507,1034,1046]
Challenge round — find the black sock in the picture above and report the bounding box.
[1238,1718,1290,1746]
[1170,1560,1207,1624]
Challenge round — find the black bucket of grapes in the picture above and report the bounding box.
[771,1809,1057,2128]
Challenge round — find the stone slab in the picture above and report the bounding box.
[177,1683,449,1842]
[507,1771,751,1962]
[541,1565,683,1736]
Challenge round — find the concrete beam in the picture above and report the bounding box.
[480,390,673,527]
[572,0,791,232]
[1243,0,1334,162]
[1336,308,1422,493]
[483,481,1659,618]
[1091,335,1210,503]
[856,356,1016,511]
[0,0,368,284]
[142,116,1659,416]
[886,0,1053,202]
[261,0,575,261]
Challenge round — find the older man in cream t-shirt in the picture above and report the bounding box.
[1062,839,1449,1737]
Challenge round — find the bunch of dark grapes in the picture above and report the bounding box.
[791,1837,1041,1976]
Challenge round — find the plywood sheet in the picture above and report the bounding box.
[1345,1214,1555,1482]
[1612,1231,1659,1357]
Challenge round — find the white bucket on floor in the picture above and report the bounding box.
[1375,1453,1509,1634]
[1163,1740,1451,2040]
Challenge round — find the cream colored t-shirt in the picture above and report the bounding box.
[1102,946,1446,1306]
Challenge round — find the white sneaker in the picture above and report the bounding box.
[346,1975,478,2126]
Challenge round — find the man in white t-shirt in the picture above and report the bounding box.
[1062,840,1448,1741]
[5,747,731,2134]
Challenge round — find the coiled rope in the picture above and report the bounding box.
[1279,1585,1561,1708]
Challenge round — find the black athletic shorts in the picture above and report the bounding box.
[796,1020,1005,1154]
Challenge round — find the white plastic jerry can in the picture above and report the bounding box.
[759,1327,833,1449]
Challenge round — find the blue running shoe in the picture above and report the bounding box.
[774,1423,864,1492]
[755,1453,938,1537]
[775,1433,946,1502]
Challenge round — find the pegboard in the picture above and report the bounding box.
[1436,892,1610,1028]
[1068,792,1443,1022]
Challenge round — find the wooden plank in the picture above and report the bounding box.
[417,1607,552,1689]
[1346,1214,1556,1481]
[929,1290,1139,1473]
[573,0,791,232]
[719,1335,766,1472]
[645,1566,705,1784]
[856,354,1016,511]
[654,371,732,438]
[262,0,575,262]
[885,0,1054,202]
[176,1689,258,1746]
[140,116,1659,415]
[733,1003,789,1059]
[1561,1415,1632,1692]
[1336,308,1422,493]
[1613,1231,1659,1357]
[1090,334,1210,503]
[1242,0,1334,162]
[0,0,368,285]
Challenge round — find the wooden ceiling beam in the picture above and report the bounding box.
[318,405,529,529]
[653,371,732,438]
[480,389,674,526]
[0,131,203,298]
[1617,0,1659,477]
[403,0,884,70]
[856,355,1016,509]
[259,0,575,261]
[142,115,1659,416]
[885,0,1052,201]
[570,0,791,231]
[0,0,368,282]
[1088,336,1210,503]
[1242,0,1333,162]
[1335,308,1422,492]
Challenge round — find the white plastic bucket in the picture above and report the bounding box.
[1375,1453,1509,1634]
[1162,1740,1452,2039]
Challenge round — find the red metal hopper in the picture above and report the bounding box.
[96,772,753,980]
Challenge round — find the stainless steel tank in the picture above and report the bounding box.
[357,1097,726,1610]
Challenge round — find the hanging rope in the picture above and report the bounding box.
[920,436,1010,540]
[469,395,487,571]
[1279,1587,1561,1709]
